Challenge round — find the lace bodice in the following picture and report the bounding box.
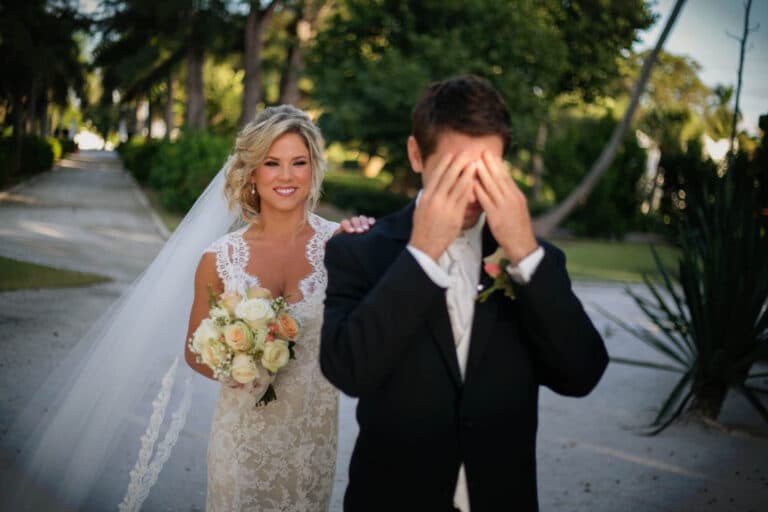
[204,213,338,324]
[202,213,340,512]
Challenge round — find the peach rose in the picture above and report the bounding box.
[275,313,300,340]
[224,320,254,351]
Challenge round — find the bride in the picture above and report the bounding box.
[1,105,372,511]
[189,105,371,510]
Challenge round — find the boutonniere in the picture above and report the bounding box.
[476,247,516,303]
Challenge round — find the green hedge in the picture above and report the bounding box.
[118,136,162,184]
[322,172,410,217]
[147,133,231,213]
[46,137,62,161]
[0,135,56,186]
[58,138,77,155]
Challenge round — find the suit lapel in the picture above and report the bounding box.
[381,201,462,388]
[465,226,500,383]
[426,300,463,387]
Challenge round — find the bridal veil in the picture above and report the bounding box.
[1,166,239,510]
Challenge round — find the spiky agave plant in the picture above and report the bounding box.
[599,154,768,435]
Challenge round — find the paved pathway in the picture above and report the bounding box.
[1,151,766,511]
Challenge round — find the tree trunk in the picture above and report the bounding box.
[39,93,49,138]
[165,71,175,139]
[279,1,331,106]
[530,121,548,202]
[689,381,729,420]
[135,97,145,136]
[185,44,206,130]
[278,33,302,106]
[10,92,24,181]
[728,0,752,160]
[240,1,277,128]
[25,90,38,135]
[532,0,688,237]
[147,97,154,139]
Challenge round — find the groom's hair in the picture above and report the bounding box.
[411,74,511,159]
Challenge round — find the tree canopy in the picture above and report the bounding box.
[306,0,655,180]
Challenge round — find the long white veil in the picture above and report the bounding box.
[1,167,240,510]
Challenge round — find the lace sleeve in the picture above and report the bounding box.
[203,229,249,293]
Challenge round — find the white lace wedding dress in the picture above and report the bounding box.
[203,213,340,511]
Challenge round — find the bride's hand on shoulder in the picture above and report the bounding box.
[336,215,376,235]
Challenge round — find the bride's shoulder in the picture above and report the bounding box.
[308,213,340,237]
[203,225,248,254]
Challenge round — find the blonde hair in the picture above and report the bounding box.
[223,105,326,222]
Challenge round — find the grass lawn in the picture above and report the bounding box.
[0,256,111,291]
[554,239,680,283]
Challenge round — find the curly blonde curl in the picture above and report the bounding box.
[222,105,326,222]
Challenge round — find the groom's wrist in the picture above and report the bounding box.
[408,235,444,262]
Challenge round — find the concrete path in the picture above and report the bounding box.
[1,151,766,511]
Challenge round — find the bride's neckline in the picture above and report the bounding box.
[232,213,323,307]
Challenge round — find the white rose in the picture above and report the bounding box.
[192,318,221,353]
[200,339,227,369]
[235,298,275,330]
[230,353,261,384]
[262,339,291,373]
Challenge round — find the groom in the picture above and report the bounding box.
[320,75,608,511]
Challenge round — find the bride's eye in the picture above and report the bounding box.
[293,160,308,167]
[264,161,279,167]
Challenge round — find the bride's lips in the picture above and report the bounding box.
[274,187,298,197]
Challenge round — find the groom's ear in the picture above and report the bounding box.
[407,135,424,174]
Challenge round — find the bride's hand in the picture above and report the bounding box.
[338,215,376,234]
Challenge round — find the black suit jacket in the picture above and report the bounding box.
[320,201,608,512]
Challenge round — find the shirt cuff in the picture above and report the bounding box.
[407,245,451,288]
[505,246,545,284]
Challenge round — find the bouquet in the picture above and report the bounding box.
[188,286,300,406]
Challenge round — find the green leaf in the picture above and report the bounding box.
[649,371,693,433]
[609,357,684,373]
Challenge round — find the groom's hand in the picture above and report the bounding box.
[475,150,538,265]
[409,152,477,262]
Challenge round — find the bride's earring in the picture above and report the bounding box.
[250,183,256,195]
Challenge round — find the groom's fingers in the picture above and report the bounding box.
[449,161,477,204]
[422,152,455,198]
[433,152,472,201]
[475,159,503,208]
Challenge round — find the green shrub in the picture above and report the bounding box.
[0,135,55,186]
[544,114,647,238]
[46,137,62,162]
[118,137,162,184]
[20,135,54,175]
[58,138,77,155]
[147,132,231,213]
[322,171,409,217]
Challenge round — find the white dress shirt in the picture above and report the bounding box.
[406,194,544,512]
